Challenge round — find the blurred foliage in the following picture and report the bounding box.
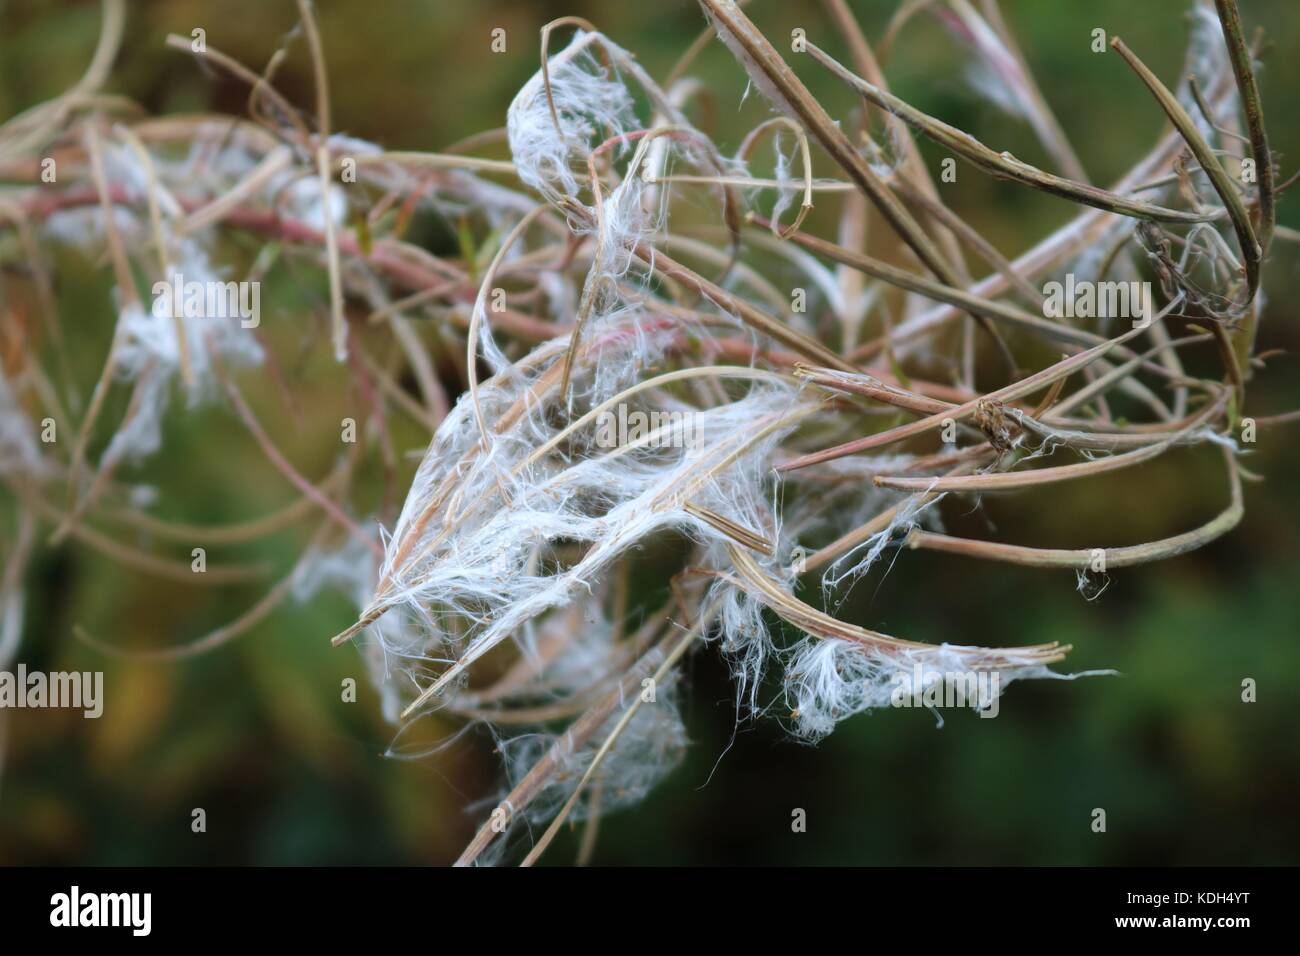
[1,0,1299,865]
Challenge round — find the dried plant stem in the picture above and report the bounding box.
[781,327,1144,472]
[454,614,690,867]
[1213,0,1275,379]
[0,0,125,162]
[632,242,856,372]
[214,356,381,559]
[907,446,1242,568]
[1110,37,1259,301]
[354,151,516,175]
[737,116,814,238]
[115,124,192,387]
[696,0,1013,366]
[802,465,975,573]
[162,34,310,148]
[876,395,1226,492]
[861,78,1234,353]
[49,125,137,547]
[805,41,1219,226]
[732,545,1067,665]
[967,0,1089,181]
[294,0,347,361]
[99,468,349,545]
[821,0,968,271]
[519,603,715,866]
[885,178,1041,306]
[575,781,604,866]
[467,206,549,444]
[72,522,334,660]
[17,486,271,584]
[395,400,819,719]
[750,214,1108,352]
[1213,0,1275,255]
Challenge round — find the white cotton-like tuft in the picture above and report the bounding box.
[821,487,944,601]
[0,370,49,480]
[381,385,807,704]
[782,638,1073,742]
[292,536,377,607]
[275,173,349,231]
[498,675,688,825]
[140,243,264,393]
[99,357,169,466]
[43,206,143,253]
[363,296,811,719]
[506,31,639,205]
[93,245,265,466]
[767,131,801,231]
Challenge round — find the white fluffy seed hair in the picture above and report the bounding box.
[506,30,640,206]
[95,243,264,466]
[498,671,688,824]
[38,134,270,468]
[819,487,944,601]
[0,369,49,480]
[137,243,265,395]
[371,315,812,712]
[325,15,1109,847]
[507,28,740,216]
[779,638,1071,742]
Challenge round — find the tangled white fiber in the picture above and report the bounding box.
[2,0,1271,866]
[507,31,640,206]
[331,23,1114,863]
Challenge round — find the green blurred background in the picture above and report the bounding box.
[1,0,1298,865]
